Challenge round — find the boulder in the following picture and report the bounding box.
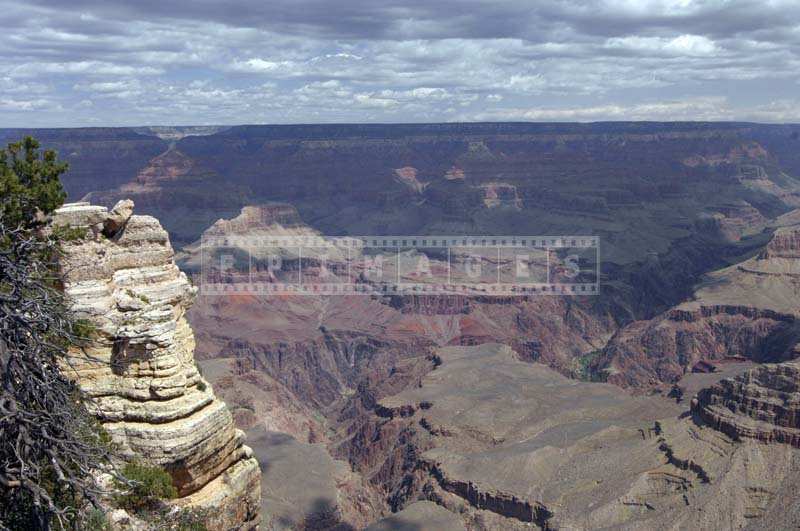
[103,199,135,236]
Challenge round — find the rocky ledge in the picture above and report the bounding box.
[693,361,800,447]
[594,223,800,388]
[760,225,800,260]
[53,201,261,530]
[353,344,800,529]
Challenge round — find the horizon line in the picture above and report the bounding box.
[3,120,800,131]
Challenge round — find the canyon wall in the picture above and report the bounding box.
[693,361,800,447]
[15,122,800,529]
[594,224,800,387]
[53,201,261,530]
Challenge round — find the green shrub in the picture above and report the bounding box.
[572,350,605,382]
[147,507,210,531]
[51,224,88,242]
[0,137,114,530]
[196,380,207,392]
[81,508,112,531]
[0,136,67,230]
[114,462,178,511]
[72,318,99,342]
[125,288,151,304]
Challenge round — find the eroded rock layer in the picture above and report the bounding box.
[349,344,800,530]
[693,361,800,447]
[595,225,800,387]
[53,201,261,530]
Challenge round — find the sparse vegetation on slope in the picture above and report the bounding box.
[0,137,114,530]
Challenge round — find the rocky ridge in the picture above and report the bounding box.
[693,361,800,447]
[594,224,800,387]
[347,343,800,530]
[53,201,261,530]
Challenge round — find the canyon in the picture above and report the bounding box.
[5,122,800,528]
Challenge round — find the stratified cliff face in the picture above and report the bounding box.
[760,225,800,260]
[52,201,261,530]
[594,224,800,387]
[693,361,800,447]
[597,305,798,387]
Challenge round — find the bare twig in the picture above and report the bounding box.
[0,211,114,530]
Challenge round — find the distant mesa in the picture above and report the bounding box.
[682,141,769,167]
[134,125,231,141]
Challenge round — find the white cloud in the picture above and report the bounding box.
[230,58,297,73]
[0,0,799,125]
[78,80,140,92]
[460,96,800,123]
[606,34,718,56]
[599,0,704,17]
[10,61,162,78]
[507,74,547,93]
[666,34,718,55]
[0,98,54,111]
[465,97,731,121]
[353,93,399,108]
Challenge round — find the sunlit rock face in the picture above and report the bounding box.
[53,201,261,531]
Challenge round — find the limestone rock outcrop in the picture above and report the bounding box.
[693,361,800,447]
[103,199,134,236]
[760,225,800,260]
[53,201,261,530]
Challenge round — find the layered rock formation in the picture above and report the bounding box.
[594,224,800,387]
[597,305,798,387]
[695,200,767,242]
[760,224,800,261]
[346,344,800,530]
[123,148,195,192]
[31,122,797,273]
[52,201,261,530]
[179,203,350,275]
[693,361,800,447]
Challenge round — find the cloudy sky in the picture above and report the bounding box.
[1,0,800,126]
